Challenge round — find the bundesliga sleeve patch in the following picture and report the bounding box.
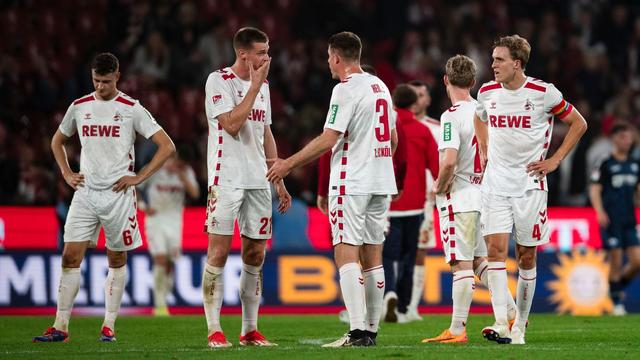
[328,104,339,124]
[212,94,223,105]
[443,122,451,141]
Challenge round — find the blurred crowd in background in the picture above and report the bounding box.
[1,0,640,208]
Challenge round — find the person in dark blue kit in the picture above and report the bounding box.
[589,122,640,316]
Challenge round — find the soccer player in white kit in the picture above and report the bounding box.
[202,27,291,348]
[34,53,175,343]
[268,31,398,347]
[139,151,199,316]
[474,35,587,344]
[422,55,516,344]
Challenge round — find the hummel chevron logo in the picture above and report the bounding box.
[442,236,449,243]
[358,277,364,285]
[376,281,384,289]
[443,228,449,235]
[539,210,547,217]
[540,217,547,224]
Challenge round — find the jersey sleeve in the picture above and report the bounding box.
[438,112,461,151]
[544,84,573,120]
[132,101,162,138]
[264,86,272,126]
[324,84,354,133]
[59,103,77,136]
[205,73,235,120]
[475,91,488,123]
[590,159,608,185]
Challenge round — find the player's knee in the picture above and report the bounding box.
[61,252,83,268]
[108,252,127,268]
[517,251,536,269]
[242,247,265,266]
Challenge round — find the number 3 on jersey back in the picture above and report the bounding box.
[375,99,390,142]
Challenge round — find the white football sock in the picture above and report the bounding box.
[487,262,508,326]
[153,265,167,309]
[339,262,366,331]
[202,264,224,334]
[408,265,425,312]
[53,267,81,332]
[476,260,516,320]
[516,267,537,331]
[103,266,126,330]
[240,263,262,336]
[450,270,475,335]
[363,265,384,333]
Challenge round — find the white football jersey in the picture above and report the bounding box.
[205,67,272,189]
[59,92,162,190]
[420,116,440,200]
[476,77,570,197]
[142,166,197,216]
[436,100,482,213]
[325,72,397,196]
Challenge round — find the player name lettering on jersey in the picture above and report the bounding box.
[489,115,531,128]
[82,124,121,137]
[374,146,392,158]
[469,175,482,184]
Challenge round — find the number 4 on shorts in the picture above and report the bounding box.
[532,224,541,241]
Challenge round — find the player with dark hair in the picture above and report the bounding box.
[34,52,175,343]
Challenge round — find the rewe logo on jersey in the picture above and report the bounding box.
[82,124,121,137]
[489,115,531,128]
[248,109,266,122]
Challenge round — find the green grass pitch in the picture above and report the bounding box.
[2,314,639,359]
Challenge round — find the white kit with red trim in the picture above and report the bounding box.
[204,67,272,189]
[59,91,162,190]
[475,77,571,197]
[436,100,482,214]
[324,72,397,196]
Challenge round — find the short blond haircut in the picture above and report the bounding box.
[445,55,476,88]
[493,35,531,70]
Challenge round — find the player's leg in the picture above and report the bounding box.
[607,246,624,313]
[480,192,513,343]
[323,195,370,347]
[152,253,170,316]
[101,249,127,342]
[236,188,275,346]
[202,186,240,347]
[510,189,549,344]
[423,211,477,344]
[396,215,421,323]
[408,247,429,320]
[381,216,400,323]
[618,228,640,313]
[34,188,99,343]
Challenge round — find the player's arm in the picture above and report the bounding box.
[391,128,399,155]
[51,129,84,190]
[473,113,488,170]
[266,129,341,182]
[217,60,271,136]
[434,149,457,194]
[113,130,176,192]
[588,161,609,227]
[264,124,292,213]
[179,166,200,200]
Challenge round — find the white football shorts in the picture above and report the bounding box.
[439,208,487,264]
[481,189,549,247]
[145,213,182,258]
[329,194,390,246]
[64,186,142,251]
[204,185,272,240]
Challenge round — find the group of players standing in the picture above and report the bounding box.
[34,26,590,347]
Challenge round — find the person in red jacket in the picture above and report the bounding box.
[382,84,439,323]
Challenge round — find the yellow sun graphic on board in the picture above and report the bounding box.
[548,249,613,315]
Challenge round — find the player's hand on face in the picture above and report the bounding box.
[316,195,328,215]
[596,211,610,228]
[526,158,560,180]
[63,172,85,190]
[266,158,291,183]
[275,181,292,214]
[250,57,271,89]
[113,175,141,192]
